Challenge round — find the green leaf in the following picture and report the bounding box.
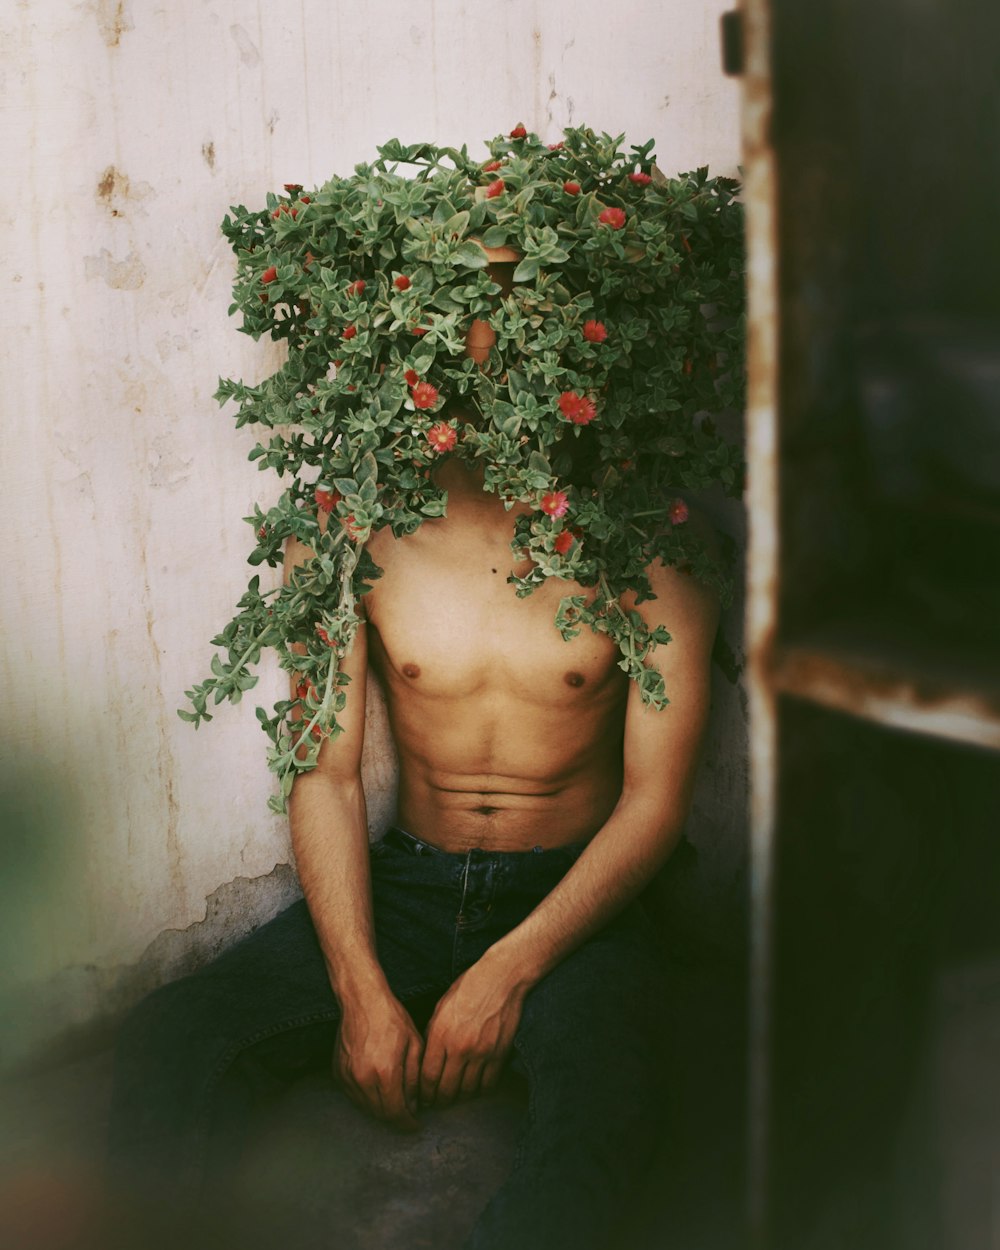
[481,225,509,248]
[512,257,541,283]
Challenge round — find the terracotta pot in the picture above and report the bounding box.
[465,317,496,364]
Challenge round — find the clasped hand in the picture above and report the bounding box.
[335,958,526,1129]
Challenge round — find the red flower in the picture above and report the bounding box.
[283,183,302,193]
[482,159,503,172]
[563,181,581,196]
[683,357,693,376]
[411,324,428,336]
[346,279,366,296]
[553,530,574,554]
[411,381,439,410]
[486,179,505,199]
[582,320,608,343]
[304,250,315,269]
[539,491,569,518]
[404,368,419,387]
[342,324,357,340]
[261,265,277,284]
[548,141,564,151]
[427,422,457,452]
[668,499,689,525]
[295,678,315,701]
[315,625,335,646]
[394,274,412,291]
[598,207,626,230]
[314,487,341,513]
[299,195,311,204]
[628,171,652,186]
[258,526,267,539]
[509,123,527,139]
[557,391,597,426]
[344,514,364,541]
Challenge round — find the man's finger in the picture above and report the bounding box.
[404,1037,423,1119]
[459,1060,484,1100]
[419,1043,445,1106]
[433,1055,466,1107]
[480,1057,505,1092]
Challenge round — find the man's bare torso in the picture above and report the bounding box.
[364,459,628,853]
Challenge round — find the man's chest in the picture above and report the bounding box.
[363,533,623,706]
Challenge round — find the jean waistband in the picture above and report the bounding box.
[383,825,588,861]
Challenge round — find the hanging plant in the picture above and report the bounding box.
[179,124,746,813]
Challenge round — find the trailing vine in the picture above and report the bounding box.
[179,124,745,812]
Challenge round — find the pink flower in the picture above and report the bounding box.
[314,487,341,513]
[482,159,503,172]
[548,142,564,151]
[346,279,366,296]
[342,324,357,340]
[394,274,412,291]
[261,265,277,284]
[427,422,457,452]
[563,181,581,196]
[509,123,527,139]
[404,368,419,387]
[553,529,574,554]
[486,178,505,199]
[598,206,626,230]
[628,171,652,186]
[557,391,596,426]
[669,499,689,525]
[411,381,439,410]
[539,491,569,518]
[582,320,607,343]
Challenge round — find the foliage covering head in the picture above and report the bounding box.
[181,124,745,812]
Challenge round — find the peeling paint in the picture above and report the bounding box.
[230,23,261,67]
[84,248,145,290]
[202,140,216,171]
[0,865,302,1072]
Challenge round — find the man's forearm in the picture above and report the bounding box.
[482,790,682,990]
[288,770,389,1007]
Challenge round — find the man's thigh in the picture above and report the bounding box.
[513,903,670,1099]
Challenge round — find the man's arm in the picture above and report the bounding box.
[285,536,423,1129]
[419,546,720,1106]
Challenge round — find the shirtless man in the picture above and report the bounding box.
[109,295,720,1250]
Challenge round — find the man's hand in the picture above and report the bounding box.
[419,954,528,1107]
[335,990,424,1130]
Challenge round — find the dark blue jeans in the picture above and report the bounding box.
[109,828,671,1249]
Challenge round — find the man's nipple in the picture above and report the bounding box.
[564,671,586,688]
[402,663,421,679]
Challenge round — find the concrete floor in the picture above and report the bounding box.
[0,950,747,1250]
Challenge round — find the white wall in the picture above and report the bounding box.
[0,0,741,1062]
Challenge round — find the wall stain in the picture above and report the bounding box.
[93,0,134,48]
[95,165,154,218]
[148,432,194,491]
[84,248,146,290]
[230,23,261,67]
[202,141,216,171]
